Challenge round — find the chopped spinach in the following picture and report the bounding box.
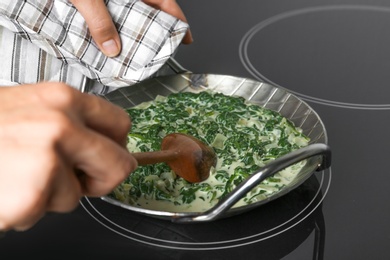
[110,91,310,211]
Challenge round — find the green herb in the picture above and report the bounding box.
[111,90,310,210]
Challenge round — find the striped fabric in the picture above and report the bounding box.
[0,26,87,90]
[0,0,188,94]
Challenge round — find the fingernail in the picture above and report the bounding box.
[101,39,120,57]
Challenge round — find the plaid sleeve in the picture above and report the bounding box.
[0,0,188,89]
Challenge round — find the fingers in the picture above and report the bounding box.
[33,83,137,196]
[58,122,138,197]
[0,146,59,231]
[0,150,80,230]
[9,82,131,149]
[72,93,132,148]
[46,159,83,213]
[0,83,137,231]
[28,83,137,196]
[70,0,121,57]
[142,0,193,44]
[71,0,191,59]
[21,82,131,147]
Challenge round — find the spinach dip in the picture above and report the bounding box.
[109,91,310,212]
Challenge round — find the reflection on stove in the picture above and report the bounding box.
[81,171,330,259]
[239,5,390,109]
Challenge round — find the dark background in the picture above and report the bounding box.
[2,1,390,259]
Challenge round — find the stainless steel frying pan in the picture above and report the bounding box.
[98,58,331,223]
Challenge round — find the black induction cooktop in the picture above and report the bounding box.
[2,1,390,259]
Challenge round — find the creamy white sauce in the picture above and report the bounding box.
[111,91,310,213]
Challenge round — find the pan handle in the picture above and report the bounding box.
[172,143,331,223]
[166,58,191,74]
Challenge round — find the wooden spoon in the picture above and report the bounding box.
[131,133,217,183]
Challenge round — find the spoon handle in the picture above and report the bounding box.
[132,150,179,165]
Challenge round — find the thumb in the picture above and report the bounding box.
[71,0,121,57]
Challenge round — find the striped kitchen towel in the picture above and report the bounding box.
[0,0,188,94]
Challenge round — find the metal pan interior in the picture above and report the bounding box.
[99,73,328,220]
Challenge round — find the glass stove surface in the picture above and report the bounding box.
[2,1,390,259]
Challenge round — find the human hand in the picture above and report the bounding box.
[0,82,137,231]
[70,0,192,57]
